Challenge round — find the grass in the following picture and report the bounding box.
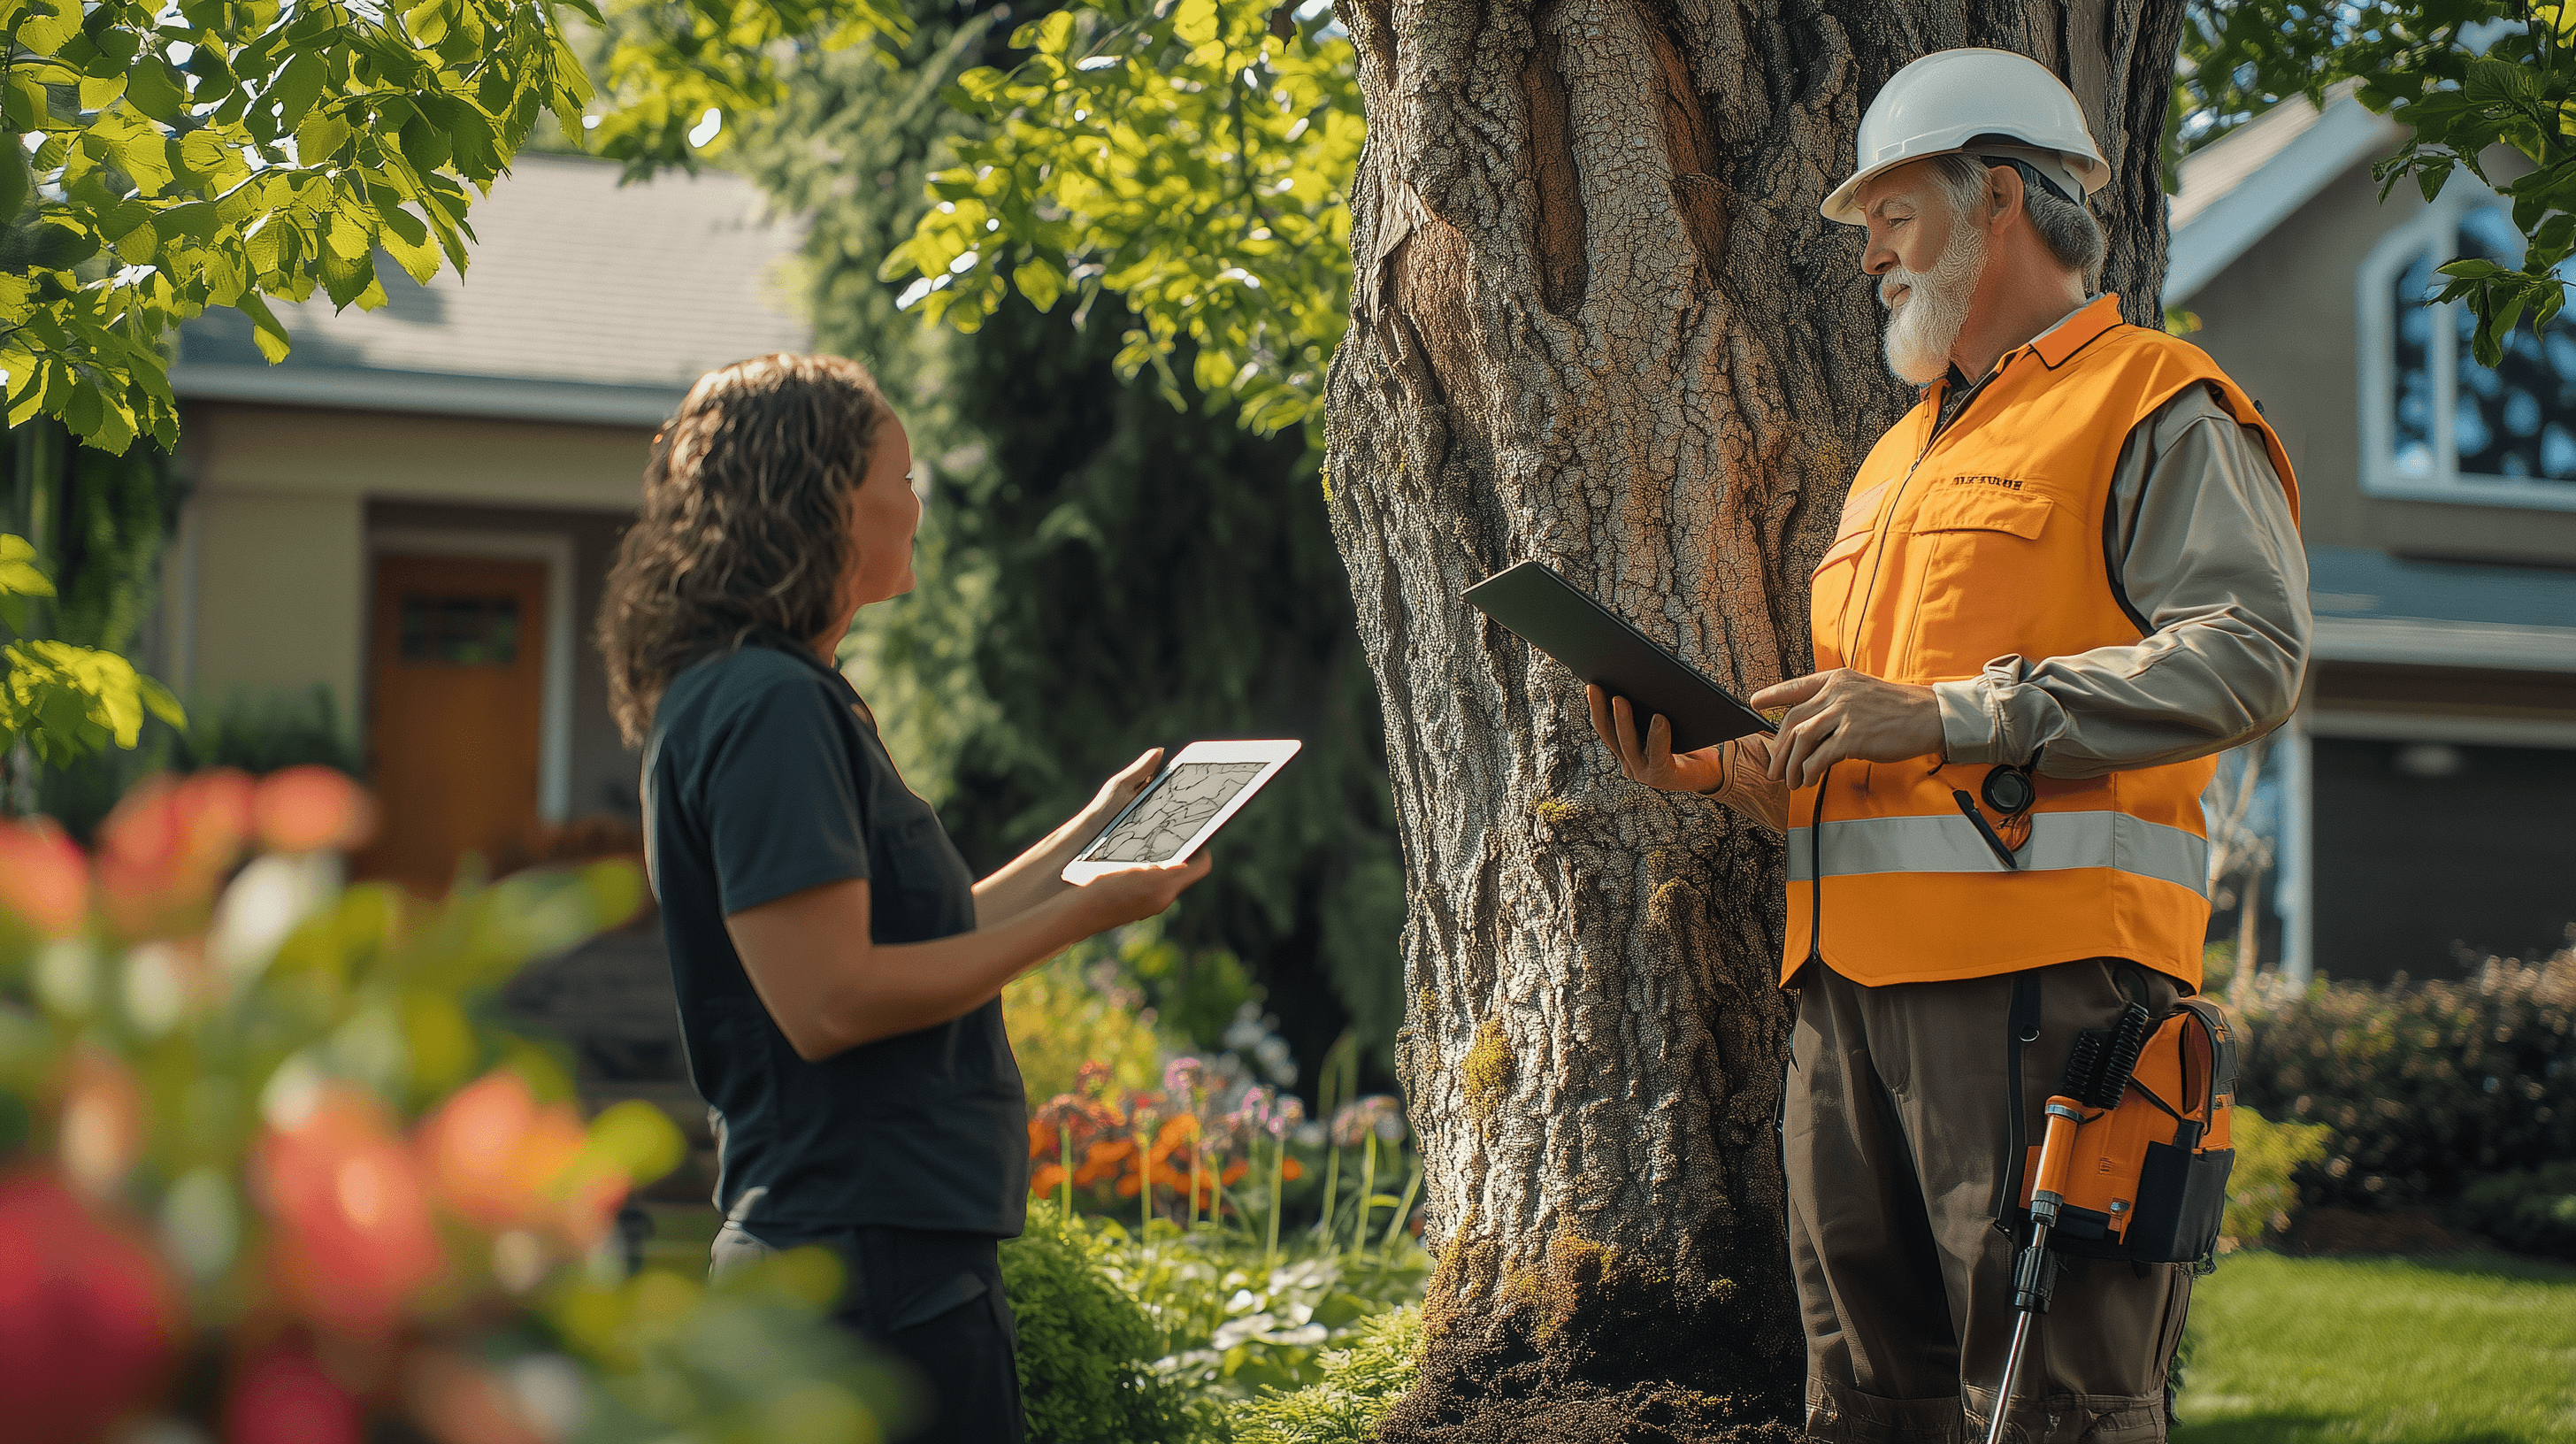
[2177,1249,2576,1443]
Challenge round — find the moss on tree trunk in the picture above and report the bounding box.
[1321,3,2185,1437]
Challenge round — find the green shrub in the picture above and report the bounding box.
[1227,1305,1422,1444]
[2457,1162,2576,1262]
[174,684,361,775]
[2221,1109,2334,1248]
[2235,948,2575,1210]
[1002,1201,1209,1444]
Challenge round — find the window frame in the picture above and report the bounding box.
[2356,184,2576,512]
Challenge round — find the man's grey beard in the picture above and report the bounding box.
[1880,224,1988,385]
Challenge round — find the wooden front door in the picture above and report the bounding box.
[356,554,547,895]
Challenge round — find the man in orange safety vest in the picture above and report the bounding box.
[1590,48,2309,1444]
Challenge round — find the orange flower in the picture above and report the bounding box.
[0,1169,183,1444]
[252,766,378,854]
[0,817,88,937]
[414,1071,617,1248]
[1074,1136,1135,1187]
[1151,1114,1199,1158]
[97,770,256,933]
[1029,1162,1069,1197]
[257,1085,443,1334]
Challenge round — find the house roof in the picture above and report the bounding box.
[2163,84,2403,308]
[2308,545,2576,674]
[172,153,810,426]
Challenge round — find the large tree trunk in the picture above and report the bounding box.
[1320,4,2184,1438]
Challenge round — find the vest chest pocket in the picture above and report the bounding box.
[1894,485,2058,681]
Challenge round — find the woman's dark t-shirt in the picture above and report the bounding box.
[643,630,1027,1241]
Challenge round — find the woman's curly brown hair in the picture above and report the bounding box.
[599,353,891,744]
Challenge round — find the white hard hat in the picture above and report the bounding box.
[1821,48,2110,226]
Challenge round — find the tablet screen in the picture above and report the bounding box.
[1079,761,1270,864]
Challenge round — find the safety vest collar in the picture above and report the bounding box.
[1913,294,2130,425]
[2026,293,2128,369]
[1785,809,2211,899]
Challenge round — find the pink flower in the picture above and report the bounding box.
[251,766,377,854]
[96,770,256,934]
[257,1085,444,1334]
[0,818,88,937]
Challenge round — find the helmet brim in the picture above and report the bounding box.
[1820,142,2109,227]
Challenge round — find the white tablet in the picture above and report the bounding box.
[1060,739,1302,883]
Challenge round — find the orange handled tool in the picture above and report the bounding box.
[1984,1097,2086,1444]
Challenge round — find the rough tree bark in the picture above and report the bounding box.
[1320,4,2186,1440]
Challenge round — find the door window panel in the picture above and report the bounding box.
[398,595,522,665]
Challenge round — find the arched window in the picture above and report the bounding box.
[2359,193,2576,510]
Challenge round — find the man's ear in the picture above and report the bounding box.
[1983,161,2025,230]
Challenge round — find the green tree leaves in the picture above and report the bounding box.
[1,0,598,454]
[585,0,911,175]
[2190,0,2576,366]
[880,2,1361,441]
[0,534,183,765]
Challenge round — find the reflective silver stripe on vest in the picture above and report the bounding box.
[1786,810,2209,897]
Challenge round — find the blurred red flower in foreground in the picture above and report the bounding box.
[225,1347,362,1444]
[251,765,378,854]
[402,1348,550,1444]
[0,1169,183,1443]
[416,1070,623,1249]
[97,769,257,933]
[256,1085,445,1334]
[0,816,88,936]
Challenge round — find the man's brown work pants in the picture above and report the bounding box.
[1785,958,2193,1444]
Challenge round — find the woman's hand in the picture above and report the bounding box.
[1072,855,1212,931]
[1588,685,1726,794]
[975,749,1169,931]
[1076,749,1164,833]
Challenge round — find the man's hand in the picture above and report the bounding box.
[1747,670,1943,788]
[1588,685,1727,794]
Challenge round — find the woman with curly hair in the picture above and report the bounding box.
[599,353,1203,1442]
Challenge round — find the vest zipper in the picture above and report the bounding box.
[1836,360,2012,671]
[1813,352,2026,965]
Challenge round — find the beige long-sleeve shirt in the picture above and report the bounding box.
[1712,376,2310,833]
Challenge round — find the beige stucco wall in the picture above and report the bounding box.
[169,403,651,745]
[188,404,655,510]
[183,488,368,718]
[2189,154,2576,565]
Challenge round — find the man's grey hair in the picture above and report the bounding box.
[1924,151,2106,288]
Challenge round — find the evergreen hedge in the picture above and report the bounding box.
[2235,948,2575,1214]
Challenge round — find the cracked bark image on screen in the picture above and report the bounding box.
[1081,762,1269,863]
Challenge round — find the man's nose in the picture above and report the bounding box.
[1860,242,1894,279]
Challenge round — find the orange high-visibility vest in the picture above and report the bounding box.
[1784,295,2298,991]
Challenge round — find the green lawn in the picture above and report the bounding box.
[2176,1250,2576,1443]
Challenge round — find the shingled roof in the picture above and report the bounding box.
[2162,82,2403,308]
[172,153,810,425]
